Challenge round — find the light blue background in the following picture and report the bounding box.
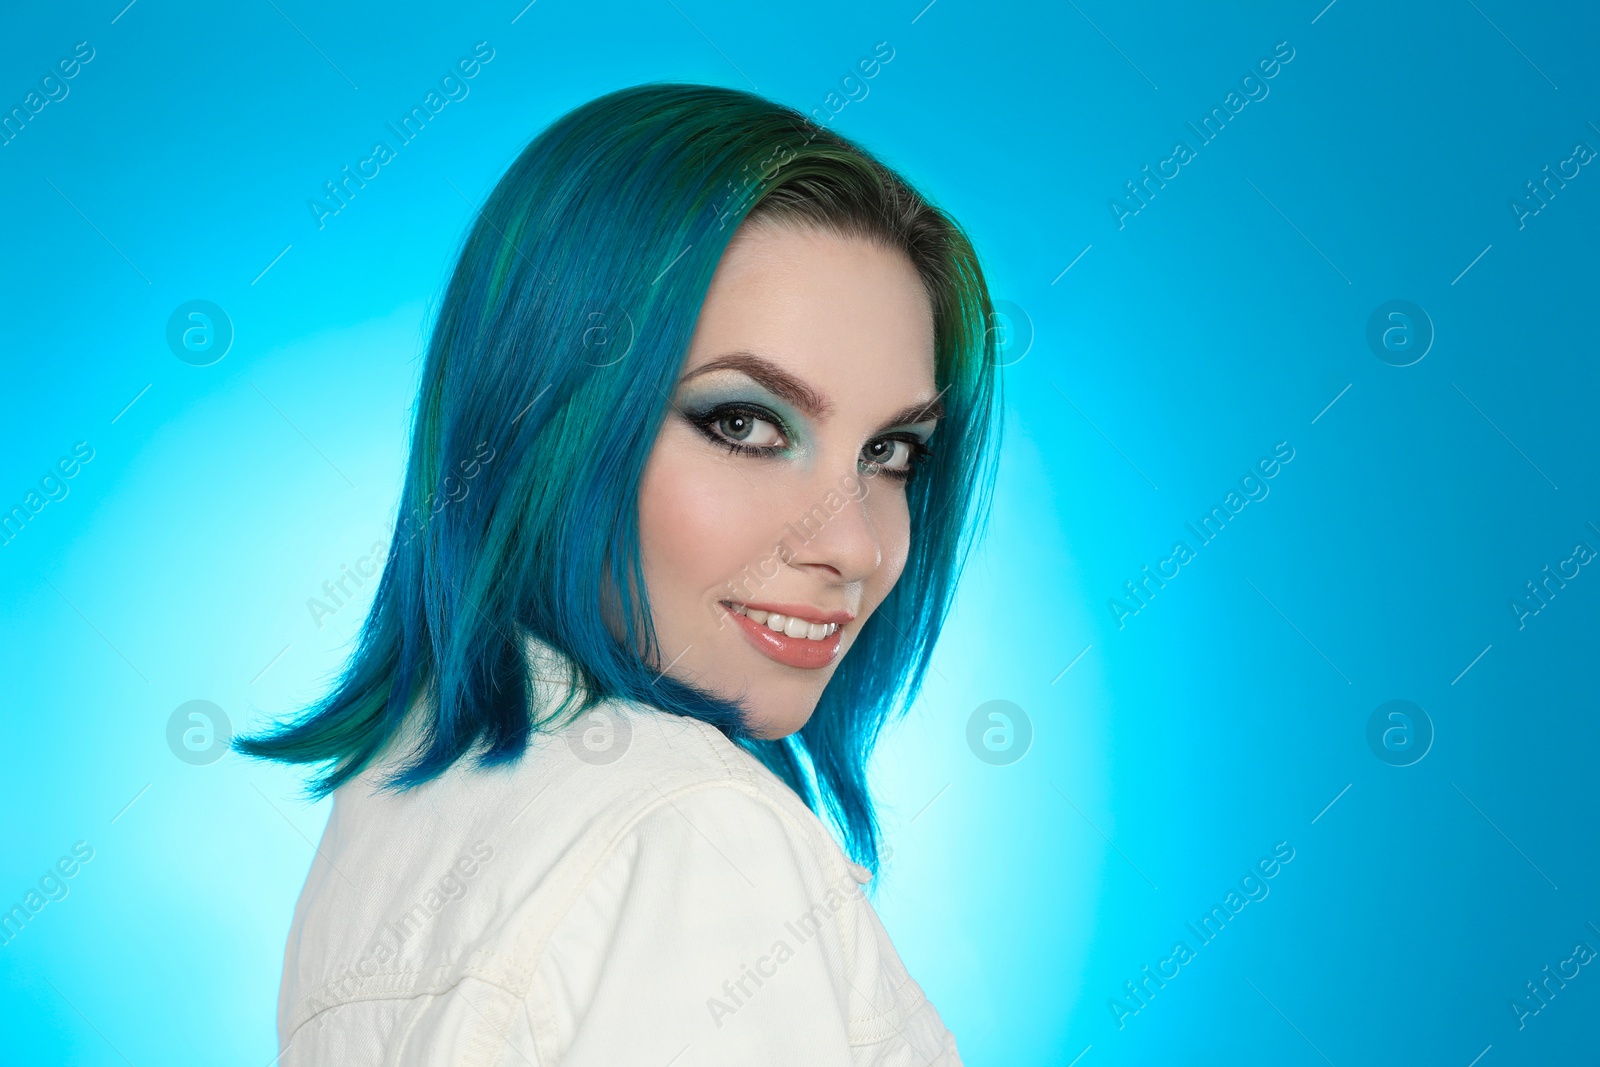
[2,0,1596,1063]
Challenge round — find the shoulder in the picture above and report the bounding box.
[507,774,941,1064]
[463,694,867,940]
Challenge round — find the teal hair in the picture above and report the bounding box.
[235,82,1002,873]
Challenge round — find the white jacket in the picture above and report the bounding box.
[275,634,963,1065]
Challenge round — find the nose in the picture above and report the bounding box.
[780,469,883,584]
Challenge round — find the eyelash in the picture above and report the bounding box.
[686,402,935,483]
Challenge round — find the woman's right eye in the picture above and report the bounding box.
[696,405,789,453]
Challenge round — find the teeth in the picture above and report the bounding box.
[727,602,838,640]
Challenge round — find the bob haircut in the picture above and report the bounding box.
[236,82,1002,873]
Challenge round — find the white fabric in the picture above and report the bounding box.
[274,634,962,1065]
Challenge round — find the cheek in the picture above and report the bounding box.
[637,438,766,611]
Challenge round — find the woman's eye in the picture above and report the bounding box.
[708,408,786,449]
[864,438,902,470]
[863,438,913,471]
[861,435,933,481]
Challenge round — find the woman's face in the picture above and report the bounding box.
[635,218,940,738]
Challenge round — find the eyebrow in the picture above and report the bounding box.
[680,350,945,430]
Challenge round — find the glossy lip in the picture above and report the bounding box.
[719,600,849,669]
[720,599,857,625]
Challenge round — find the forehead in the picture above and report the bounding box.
[681,220,937,395]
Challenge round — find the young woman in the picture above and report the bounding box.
[238,81,1001,1065]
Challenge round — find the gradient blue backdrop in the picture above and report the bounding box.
[2,1,1596,1063]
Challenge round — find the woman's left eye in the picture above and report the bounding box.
[861,436,931,480]
[863,438,911,469]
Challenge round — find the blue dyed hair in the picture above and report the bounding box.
[235,82,1002,872]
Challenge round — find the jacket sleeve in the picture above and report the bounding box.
[516,783,961,1067]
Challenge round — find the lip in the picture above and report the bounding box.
[720,601,848,670]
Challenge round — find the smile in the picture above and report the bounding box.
[726,601,840,640]
[719,600,851,669]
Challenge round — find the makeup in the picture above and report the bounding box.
[676,376,808,457]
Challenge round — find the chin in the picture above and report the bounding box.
[745,705,816,740]
[735,671,828,740]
